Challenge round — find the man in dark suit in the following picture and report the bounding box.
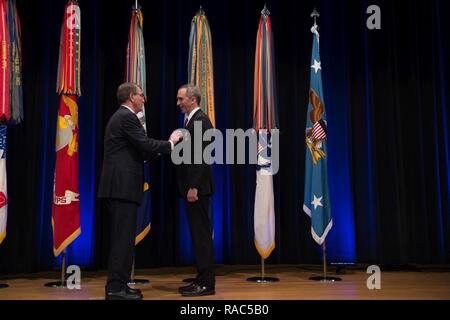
[98,82,182,300]
[176,84,215,297]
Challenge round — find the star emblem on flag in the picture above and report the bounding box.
[311,194,323,210]
[311,59,321,73]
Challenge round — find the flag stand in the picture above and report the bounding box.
[247,258,279,283]
[309,241,341,282]
[44,249,67,287]
[128,256,150,285]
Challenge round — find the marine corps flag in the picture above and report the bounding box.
[303,22,332,245]
[52,1,81,256]
[253,7,277,260]
[188,7,215,127]
[125,4,151,244]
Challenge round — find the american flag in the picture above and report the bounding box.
[312,120,327,141]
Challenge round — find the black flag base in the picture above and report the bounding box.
[309,276,342,282]
[0,283,9,289]
[128,278,150,285]
[44,280,67,288]
[246,276,280,283]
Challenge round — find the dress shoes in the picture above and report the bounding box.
[180,284,215,297]
[105,288,143,300]
[178,282,197,293]
[127,286,142,295]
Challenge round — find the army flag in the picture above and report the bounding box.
[253,9,277,259]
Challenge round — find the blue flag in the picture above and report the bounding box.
[303,24,332,245]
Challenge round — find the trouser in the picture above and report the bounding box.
[184,195,215,288]
[105,198,137,292]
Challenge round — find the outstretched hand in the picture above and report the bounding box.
[169,129,183,144]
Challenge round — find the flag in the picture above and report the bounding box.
[0,125,7,245]
[7,0,23,124]
[188,8,215,127]
[303,23,332,245]
[125,4,151,244]
[0,0,23,245]
[0,0,9,122]
[52,1,81,256]
[253,10,277,259]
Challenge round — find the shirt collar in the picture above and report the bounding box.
[121,104,136,115]
[185,107,201,124]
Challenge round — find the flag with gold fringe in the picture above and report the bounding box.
[52,0,81,256]
[253,6,277,260]
[125,3,151,245]
[188,7,215,127]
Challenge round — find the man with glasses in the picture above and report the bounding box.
[98,82,182,300]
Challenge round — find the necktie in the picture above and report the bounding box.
[184,118,188,128]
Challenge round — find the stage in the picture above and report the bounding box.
[0,265,449,300]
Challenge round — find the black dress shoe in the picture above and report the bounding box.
[180,284,215,297]
[127,286,142,295]
[178,282,197,293]
[105,288,143,300]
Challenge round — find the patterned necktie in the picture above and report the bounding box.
[184,117,188,128]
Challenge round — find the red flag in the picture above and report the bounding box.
[52,95,80,256]
[52,1,81,256]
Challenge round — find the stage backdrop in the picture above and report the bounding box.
[0,0,449,274]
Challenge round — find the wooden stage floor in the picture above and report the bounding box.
[0,265,449,300]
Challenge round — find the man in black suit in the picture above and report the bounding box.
[176,84,215,297]
[98,82,182,300]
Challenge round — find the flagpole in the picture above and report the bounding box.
[247,257,279,283]
[128,255,150,285]
[44,249,67,287]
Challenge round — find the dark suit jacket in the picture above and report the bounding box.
[98,106,171,204]
[177,109,214,198]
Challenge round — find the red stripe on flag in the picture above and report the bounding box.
[312,121,326,140]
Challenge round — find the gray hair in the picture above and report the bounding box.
[117,82,140,105]
[179,84,201,105]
